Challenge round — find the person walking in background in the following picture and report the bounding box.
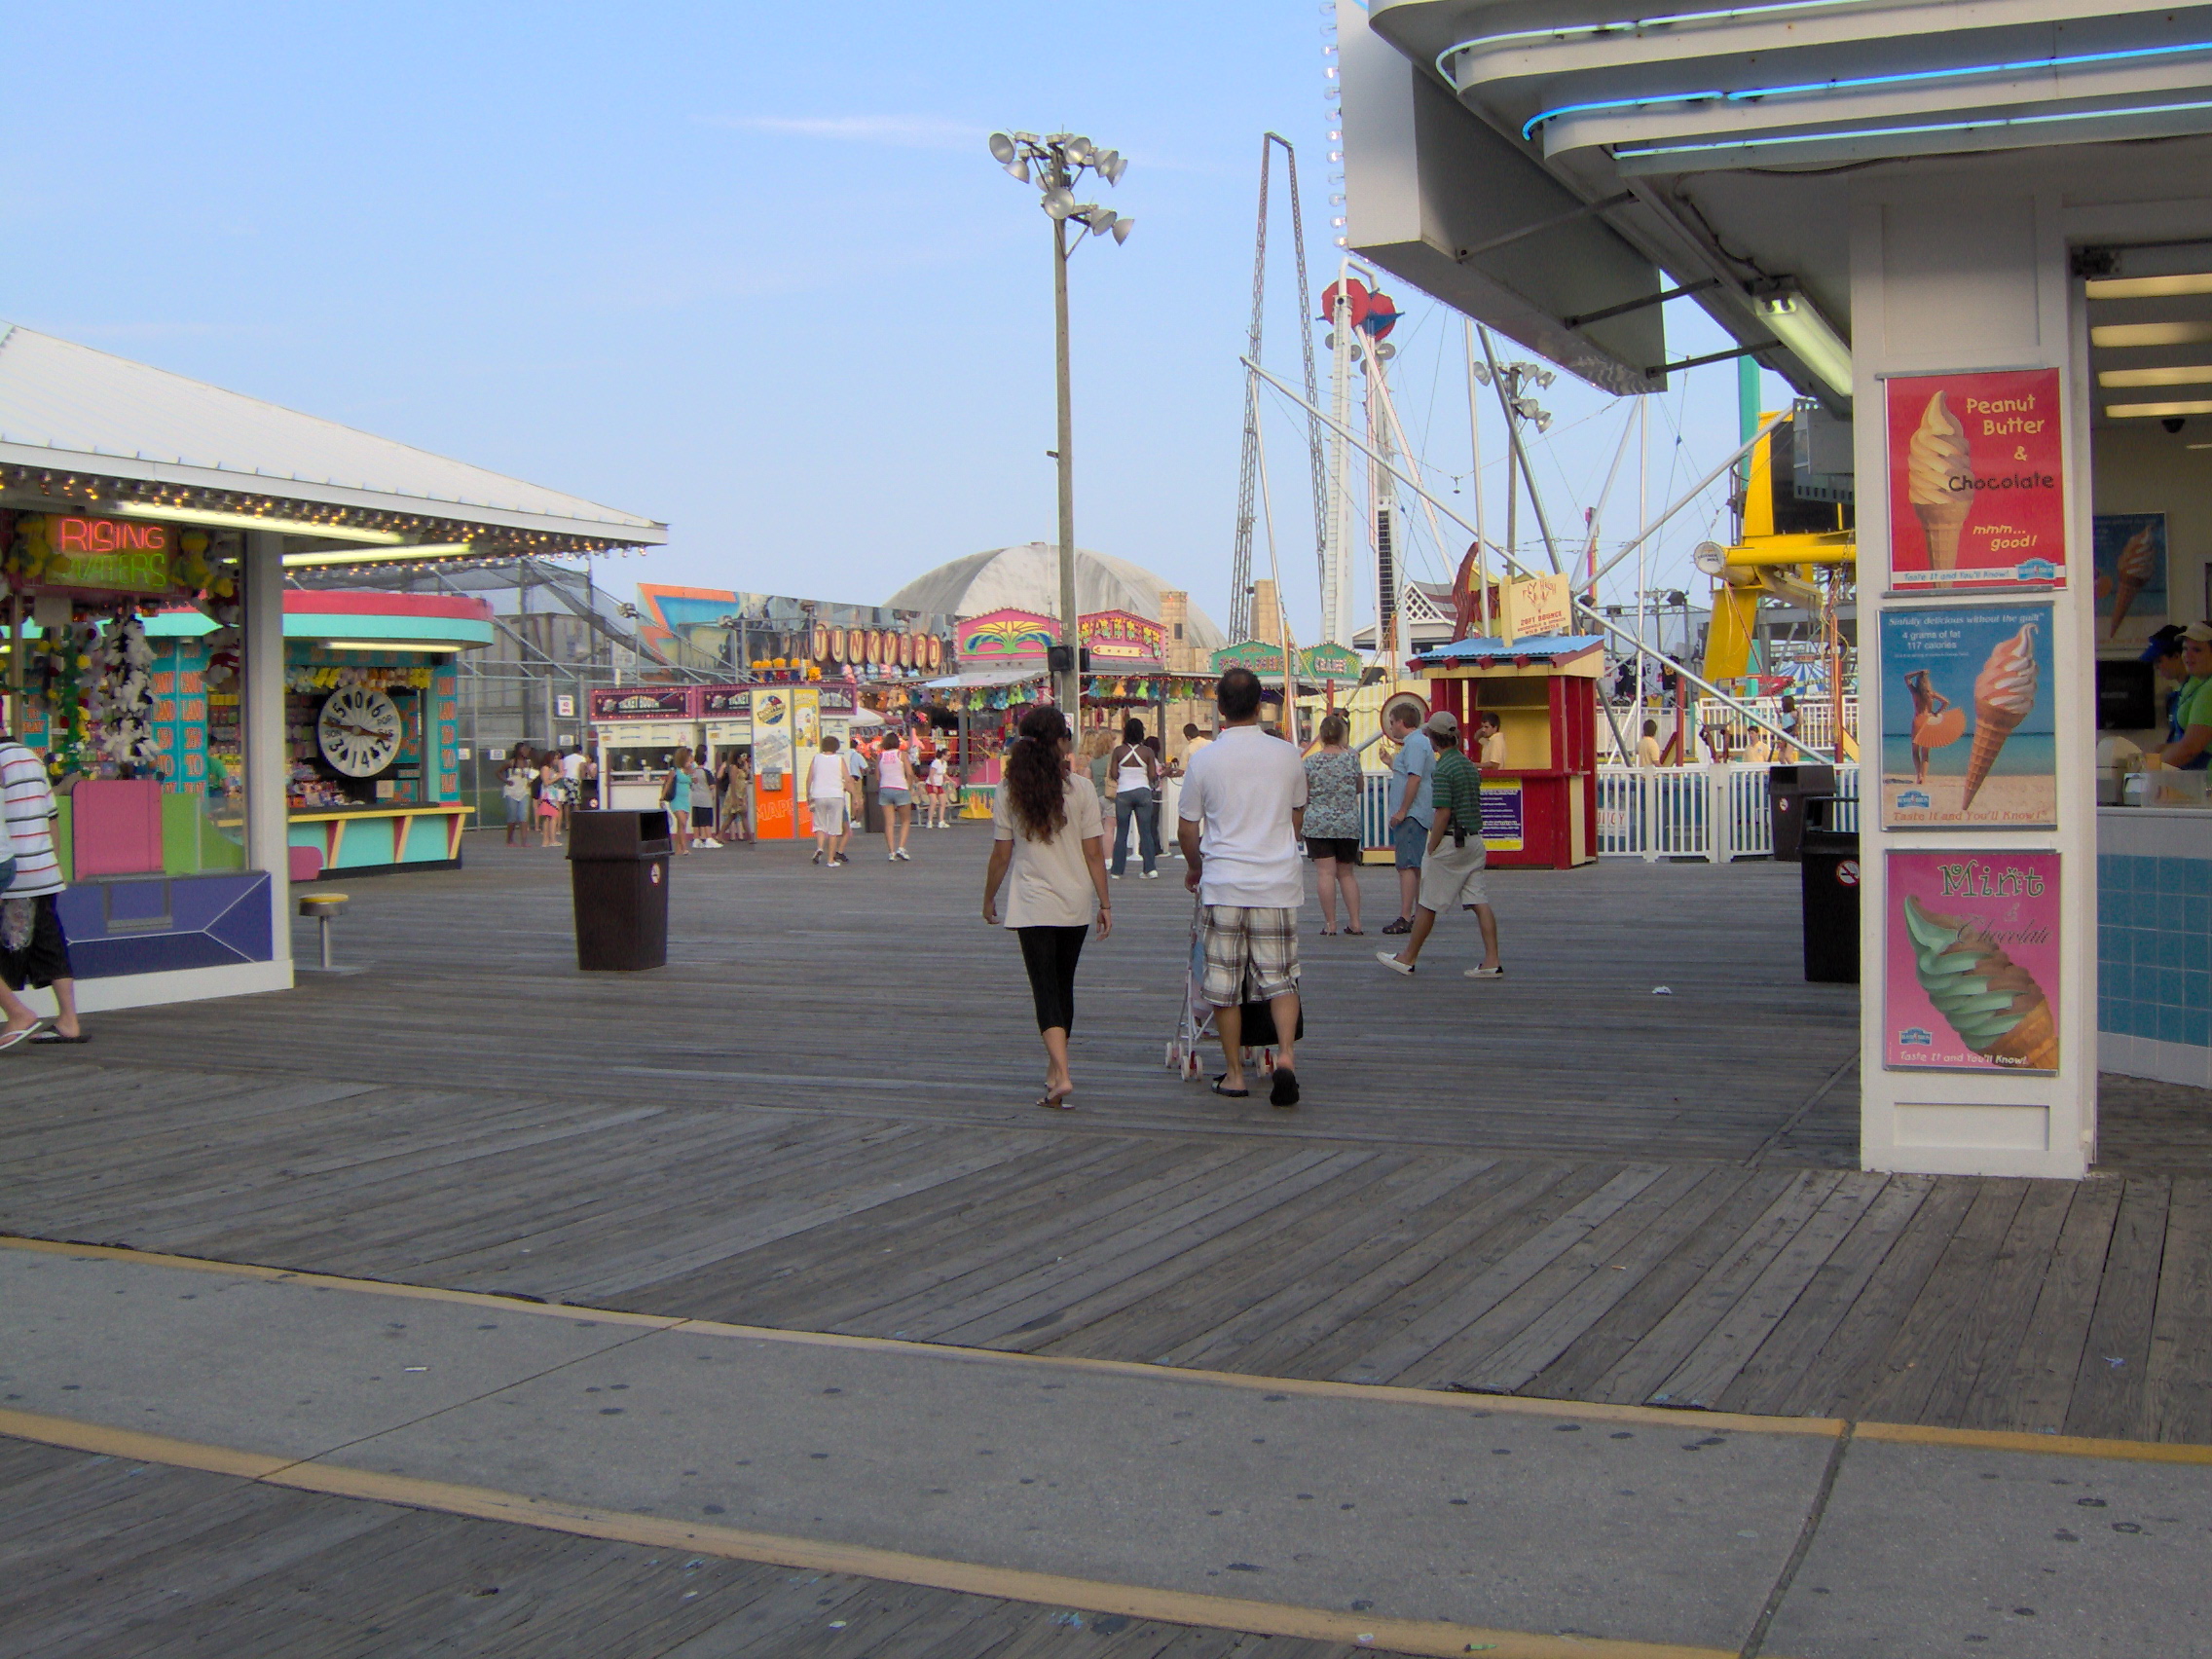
[578,749,601,810]
[1381,703,1433,936]
[1178,666,1306,1107]
[1303,712,1364,937]
[559,745,586,835]
[536,753,568,850]
[1,726,88,1049]
[718,747,753,842]
[807,734,848,866]
[1182,722,1212,768]
[982,707,1112,1110]
[1109,719,1161,880]
[1142,734,1168,862]
[924,750,951,828]
[1636,719,1665,767]
[1376,711,1503,980]
[687,750,717,849]
[878,732,916,862]
[501,748,534,847]
[657,746,692,856]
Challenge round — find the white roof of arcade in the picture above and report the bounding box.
[885,541,1227,650]
[0,322,664,544]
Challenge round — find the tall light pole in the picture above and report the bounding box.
[989,129,1133,719]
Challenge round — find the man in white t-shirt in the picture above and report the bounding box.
[1177,666,1308,1107]
[807,735,850,866]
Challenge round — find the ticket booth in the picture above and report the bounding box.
[1415,634,1604,869]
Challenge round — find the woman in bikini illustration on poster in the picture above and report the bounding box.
[1904,668,1964,785]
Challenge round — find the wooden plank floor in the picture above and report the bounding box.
[4,834,2209,1446]
[0,1438,1377,1659]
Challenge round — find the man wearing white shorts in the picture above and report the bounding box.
[1376,710,1504,979]
[1177,665,1308,1107]
[807,736,850,866]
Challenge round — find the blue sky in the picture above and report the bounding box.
[10,2,1786,642]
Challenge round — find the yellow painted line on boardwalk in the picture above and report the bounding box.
[6,1233,2203,1464]
[0,1405,1738,1659]
[1855,1419,2212,1466]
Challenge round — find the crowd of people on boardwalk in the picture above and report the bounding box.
[980,666,1509,1115]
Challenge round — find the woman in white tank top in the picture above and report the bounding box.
[1108,719,1161,878]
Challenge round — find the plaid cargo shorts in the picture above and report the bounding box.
[1199,904,1301,1008]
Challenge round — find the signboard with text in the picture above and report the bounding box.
[37,514,183,595]
[1480,780,1525,853]
[1885,368,2065,590]
[589,686,691,720]
[1505,572,1573,638]
[1885,851,2061,1073]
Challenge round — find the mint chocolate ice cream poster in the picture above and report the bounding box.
[1886,851,2061,1074]
[1878,603,2056,830]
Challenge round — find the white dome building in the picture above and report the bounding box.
[885,542,1227,657]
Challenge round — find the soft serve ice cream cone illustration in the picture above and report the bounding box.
[1907,391,1973,572]
[1902,895,2059,1070]
[1962,620,2038,809]
[2110,525,2157,635]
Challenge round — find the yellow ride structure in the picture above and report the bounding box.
[1699,408,1860,757]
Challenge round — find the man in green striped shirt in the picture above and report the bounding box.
[1375,711,1504,979]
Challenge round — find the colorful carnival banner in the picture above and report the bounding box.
[1876,603,2055,830]
[1885,368,2065,590]
[1885,851,2061,1074]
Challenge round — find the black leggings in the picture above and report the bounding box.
[1016,924,1088,1034]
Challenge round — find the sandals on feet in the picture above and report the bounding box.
[1210,1076,1250,1098]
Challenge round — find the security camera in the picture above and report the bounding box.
[2163,417,2188,434]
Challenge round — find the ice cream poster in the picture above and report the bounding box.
[1886,369,2066,589]
[2091,513,2167,640]
[1886,852,2061,1074]
[1877,603,2056,829]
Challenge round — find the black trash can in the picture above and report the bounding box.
[1798,795,1860,983]
[1768,762,1837,864]
[567,809,672,972]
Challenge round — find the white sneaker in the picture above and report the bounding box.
[1141,869,1161,879]
[895,849,911,861]
[1464,964,1505,978]
[1376,951,1415,976]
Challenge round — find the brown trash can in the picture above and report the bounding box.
[567,809,672,972]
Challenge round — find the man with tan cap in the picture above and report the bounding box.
[1375,710,1503,979]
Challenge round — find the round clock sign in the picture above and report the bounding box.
[316,687,403,778]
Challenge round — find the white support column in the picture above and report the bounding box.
[243,531,293,975]
[1851,185,2091,1178]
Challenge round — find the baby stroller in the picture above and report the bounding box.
[1165,899,1305,1080]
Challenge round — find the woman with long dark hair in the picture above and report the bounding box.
[1108,717,1161,879]
[982,707,1112,1109]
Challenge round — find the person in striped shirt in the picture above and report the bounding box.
[0,734,85,1049]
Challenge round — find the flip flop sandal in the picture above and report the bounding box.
[1035,1092,1074,1110]
[1210,1077,1251,1098]
[0,1024,44,1053]
[1344,926,1365,936]
[28,1030,90,1045]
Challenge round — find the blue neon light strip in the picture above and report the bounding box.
[1522,36,2212,139]
[1439,0,1876,84]
[1613,92,2212,159]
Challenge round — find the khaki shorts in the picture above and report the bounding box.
[1418,835,1489,911]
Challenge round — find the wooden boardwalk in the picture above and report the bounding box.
[5,832,2207,1448]
[0,1436,1370,1659]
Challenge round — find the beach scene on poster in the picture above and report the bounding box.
[1886,368,2065,590]
[1886,851,2061,1073]
[2092,512,2167,641]
[1878,603,2055,829]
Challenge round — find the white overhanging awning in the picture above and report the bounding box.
[0,322,665,551]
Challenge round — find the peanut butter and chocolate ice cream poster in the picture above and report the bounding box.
[1887,368,2065,589]
[1886,851,2061,1074]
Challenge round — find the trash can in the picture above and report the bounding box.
[1798,794,1860,983]
[1768,762,1837,864]
[567,809,672,972]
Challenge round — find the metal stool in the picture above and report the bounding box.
[297,892,358,975]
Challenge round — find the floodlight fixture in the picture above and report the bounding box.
[1110,215,1133,243]
[1043,186,1076,219]
[988,131,1017,165]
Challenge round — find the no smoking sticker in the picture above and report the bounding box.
[1838,860,1860,887]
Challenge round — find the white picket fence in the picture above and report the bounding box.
[1598,696,1857,761]
[1597,762,1859,862]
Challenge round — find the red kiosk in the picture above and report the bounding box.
[1411,633,1603,869]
